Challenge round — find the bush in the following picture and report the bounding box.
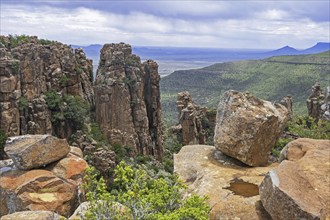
[45,90,62,111]
[0,130,7,160]
[59,75,69,87]
[45,90,89,131]
[63,95,89,130]
[83,162,210,220]
[11,60,20,74]
[18,96,28,111]
[287,115,330,139]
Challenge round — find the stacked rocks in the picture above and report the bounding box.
[0,135,88,218]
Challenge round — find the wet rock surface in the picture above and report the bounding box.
[174,145,276,220]
[94,43,163,160]
[260,138,330,220]
[214,90,289,166]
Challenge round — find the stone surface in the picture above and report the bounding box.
[0,211,65,220]
[0,35,94,138]
[87,148,116,184]
[47,154,88,181]
[4,135,70,170]
[214,90,289,166]
[69,201,133,220]
[69,146,83,158]
[0,169,77,217]
[260,138,330,220]
[172,91,216,145]
[94,43,163,160]
[174,145,276,220]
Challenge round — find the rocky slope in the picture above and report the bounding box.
[0,35,94,139]
[94,43,163,160]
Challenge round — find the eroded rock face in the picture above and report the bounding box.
[0,35,94,138]
[214,90,289,166]
[94,43,163,160]
[0,211,65,220]
[4,135,70,170]
[172,91,215,145]
[307,82,330,121]
[260,138,330,220]
[174,145,275,220]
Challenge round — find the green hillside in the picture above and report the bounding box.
[160,51,330,123]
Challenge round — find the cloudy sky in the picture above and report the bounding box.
[1,0,329,49]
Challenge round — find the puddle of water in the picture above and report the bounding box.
[223,178,259,197]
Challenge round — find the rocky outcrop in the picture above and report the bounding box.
[214,90,289,166]
[0,211,65,220]
[0,135,88,217]
[174,145,275,220]
[172,91,216,145]
[260,138,330,220]
[94,43,163,160]
[307,82,330,121]
[4,135,70,170]
[0,35,94,139]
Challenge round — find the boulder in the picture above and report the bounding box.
[69,201,132,220]
[4,135,70,170]
[214,90,289,166]
[0,211,65,220]
[260,138,330,220]
[47,154,88,181]
[0,169,77,217]
[174,145,276,220]
[69,146,83,158]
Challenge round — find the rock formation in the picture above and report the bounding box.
[172,91,216,145]
[174,145,274,220]
[4,135,70,170]
[307,82,330,121]
[94,43,163,160]
[0,135,88,217]
[0,211,65,220]
[214,90,289,166]
[260,138,330,219]
[0,35,94,139]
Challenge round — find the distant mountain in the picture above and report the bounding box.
[160,51,330,122]
[264,46,300,56]
[300,42,330,54]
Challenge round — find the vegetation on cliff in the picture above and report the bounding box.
[161,51,330,122]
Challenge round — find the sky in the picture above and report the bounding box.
[0,0,329,49]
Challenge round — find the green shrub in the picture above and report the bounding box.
[59,75,69,87]
[45,90,89,131]
[45,90,62,111]
[272,138,293,157]
[63,95,89,130]
[38,38,54,45]
[0,130,7,160]
[83,162,210,220]
[287,115,330,139]
[11,60,20,74]
[18,96,28,111]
